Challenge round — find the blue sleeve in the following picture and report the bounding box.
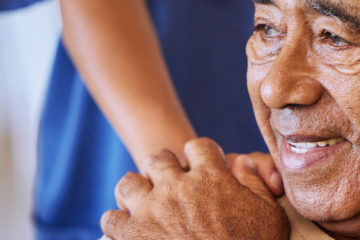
[0,0,47,11]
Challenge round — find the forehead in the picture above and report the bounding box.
[255,0,360,32]
[257,0,360,13]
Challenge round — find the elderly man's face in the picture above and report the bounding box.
[247,0,360,236]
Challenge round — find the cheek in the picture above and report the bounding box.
[246,61,270,113]
[339,84,360,126]
[246,41,273,101]
[245,34,281,65]
[336,85,360,143]
[315,45,360,75]
[247,62,280,160]
[246,39,273,117]
[285,146,360,222]
[317,67,360,137]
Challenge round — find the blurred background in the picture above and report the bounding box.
[0,1,60,239]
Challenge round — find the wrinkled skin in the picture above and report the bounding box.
[101,0,360,239]
[247,0,360,238]
[101,138,290,240]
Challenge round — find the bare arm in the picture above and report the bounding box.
[60,0,196,172]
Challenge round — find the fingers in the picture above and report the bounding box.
[230,154,275,203]
[227,153,283,196]
[228,153,283,198]
[185,138,227,170]
[246,152,283,196]
[115,172,152,212]
[249,153,283,196]
[143,149,183,183]
[101,210,129,240]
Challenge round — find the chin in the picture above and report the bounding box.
[281,164,360,236]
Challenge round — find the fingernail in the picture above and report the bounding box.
[270,172,282,191]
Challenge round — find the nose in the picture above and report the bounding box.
[261,41,324,109]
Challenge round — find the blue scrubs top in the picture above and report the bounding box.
[0,0,45,10]
[2,0,267,239]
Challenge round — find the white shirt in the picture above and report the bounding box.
[278,197,334,240]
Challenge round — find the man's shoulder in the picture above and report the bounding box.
[277,197,334,240]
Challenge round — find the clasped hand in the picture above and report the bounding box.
[101,138,290,240]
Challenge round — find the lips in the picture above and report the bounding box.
[280,134,349,171]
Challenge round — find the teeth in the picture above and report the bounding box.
[290,146,310,154]
[292,142,308,148]
[305,142,317,148]
[317,141,327,147]
[328,139,337,146]
[289,137,345,154]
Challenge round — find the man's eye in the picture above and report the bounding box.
[254,24,281,37]
[321,31,351,47]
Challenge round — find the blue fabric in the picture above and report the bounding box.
[0,0,45,11]
[35,1,266,239]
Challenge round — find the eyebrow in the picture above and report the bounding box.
[308,0,360,32]
[253,0,360,33]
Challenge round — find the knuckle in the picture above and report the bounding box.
[101,210,131,239]
[120,171,138,185]
[117,172,138,197]
[100,210,117,231]
[185,138,225,164]
[185,137,218,151]
[231,155,252,172]
[243,155,257,169]
[234,154,251,164]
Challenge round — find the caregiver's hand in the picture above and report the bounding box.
[101,138,290,240]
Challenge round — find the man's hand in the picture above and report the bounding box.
[226,152,284,198]
[101,138,290,240]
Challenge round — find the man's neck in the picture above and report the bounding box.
[315,220,360,240]
[325,230,360,240]
[333,235,360,240]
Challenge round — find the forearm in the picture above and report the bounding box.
[60,0,196,171]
